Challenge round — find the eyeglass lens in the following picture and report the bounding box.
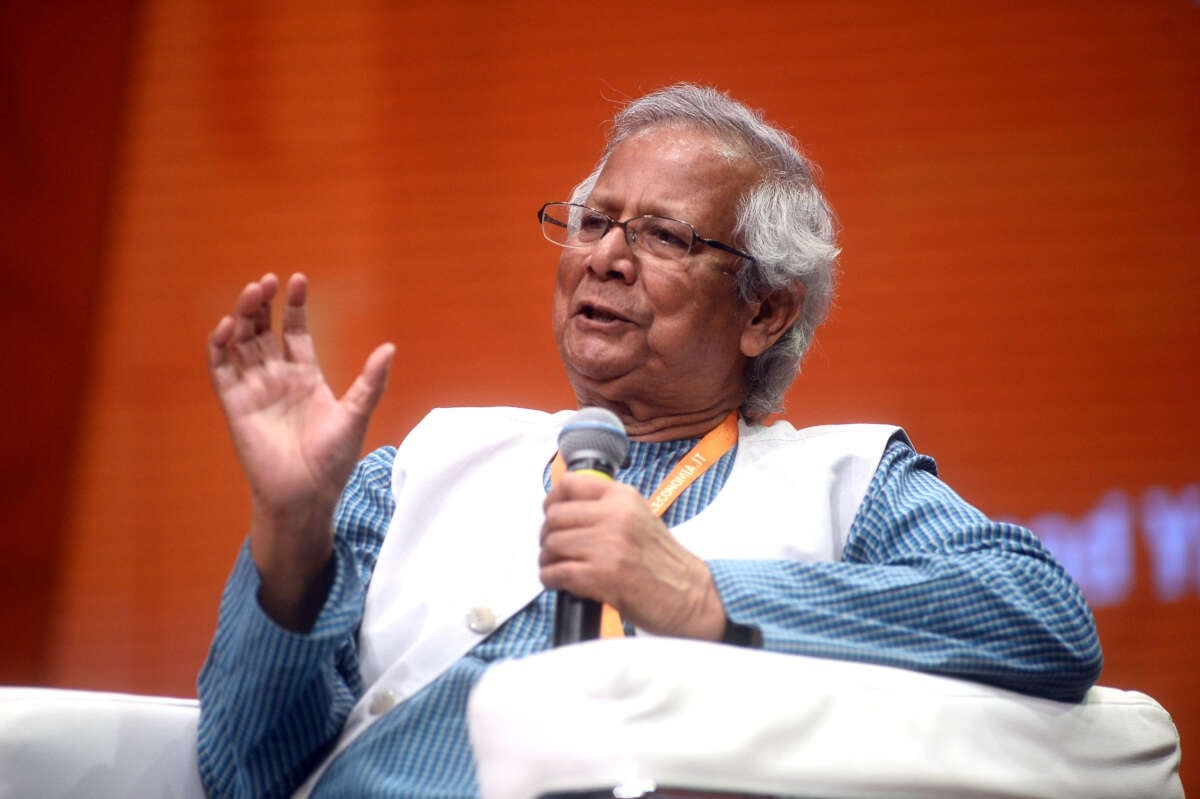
[540,203,695,260]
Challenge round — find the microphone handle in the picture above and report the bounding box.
[552,453,618,646]
[553,591,602,646]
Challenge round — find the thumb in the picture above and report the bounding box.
[340,342,395,419]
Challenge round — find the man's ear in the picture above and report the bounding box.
[740,286,804,358]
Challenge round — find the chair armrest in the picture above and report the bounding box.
[468,638,1183,799]
[0,687,205,799]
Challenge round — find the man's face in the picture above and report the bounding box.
[552,125,763,425]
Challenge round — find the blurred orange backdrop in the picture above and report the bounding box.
[2,1,1197,792]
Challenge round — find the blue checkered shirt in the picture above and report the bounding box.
[197,433,1101,798]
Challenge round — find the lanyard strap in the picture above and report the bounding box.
[550,409,739,517]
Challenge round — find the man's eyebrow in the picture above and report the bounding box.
[588,195,682,220]
[585,193,615,210]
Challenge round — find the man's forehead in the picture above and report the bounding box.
[588,126,759,220]
[615,124,752,168]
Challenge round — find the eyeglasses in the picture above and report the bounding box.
[537,202,755,265]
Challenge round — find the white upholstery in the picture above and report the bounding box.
[0,687,204,799]
[468,638,1184,799]
[2,648,1183,799]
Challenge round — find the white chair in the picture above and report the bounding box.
[1,644,1183,799]
[0,687,204,799]
[468,638,1184,799]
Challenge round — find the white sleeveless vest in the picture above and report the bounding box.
[295,406,900,796]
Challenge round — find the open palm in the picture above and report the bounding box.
[206,273,393,625]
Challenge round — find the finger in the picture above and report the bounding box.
[258,271,280,304]
[231,274,278,339]
[540,501,608,543]
[540,509,627,569]
[208,314,235,352]
[207,315,239,390]
[539,560,586,594]
[538,527,598,567]
[543,471,610,509]
[339,342,395,420]
[230,275,283,366]
[281,273,308,334]
[539,560,614,605]
[229,282,260,345]
[280,273,317,364]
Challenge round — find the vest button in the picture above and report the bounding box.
[466,606,497,634]
[369,690,397,715]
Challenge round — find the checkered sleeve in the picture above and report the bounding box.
[197,447,397,798]
[708,438,1103,702]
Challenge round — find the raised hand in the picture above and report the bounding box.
[207,273,394,629]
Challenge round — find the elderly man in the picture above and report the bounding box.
[197,84,1101,798]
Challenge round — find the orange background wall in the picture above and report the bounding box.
[3,1,1197,791]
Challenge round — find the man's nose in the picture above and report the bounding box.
[586,223,637,283]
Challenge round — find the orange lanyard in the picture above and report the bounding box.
[550,409,740,516]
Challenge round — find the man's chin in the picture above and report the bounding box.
[560,349,639,389]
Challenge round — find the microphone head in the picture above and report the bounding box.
[559,407,630,475]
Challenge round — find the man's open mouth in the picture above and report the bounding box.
[579,303,630,323]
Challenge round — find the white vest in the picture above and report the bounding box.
[296,406,899,797]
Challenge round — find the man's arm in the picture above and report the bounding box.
[199,273,396,796]
[709,438,1103,702]
[197,450,395,799]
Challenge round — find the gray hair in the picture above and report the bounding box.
[569,83,839,422]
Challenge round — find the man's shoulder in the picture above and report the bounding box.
[418,405,570,430]
[404,406,571,443]
[743,419,907,449]
[736,420,911,488]
[392,406,570,465]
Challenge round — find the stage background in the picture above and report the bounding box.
[2,1,1196,791]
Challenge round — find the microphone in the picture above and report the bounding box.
[551,407,630,646]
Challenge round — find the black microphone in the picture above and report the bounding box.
[551,407,630,646]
